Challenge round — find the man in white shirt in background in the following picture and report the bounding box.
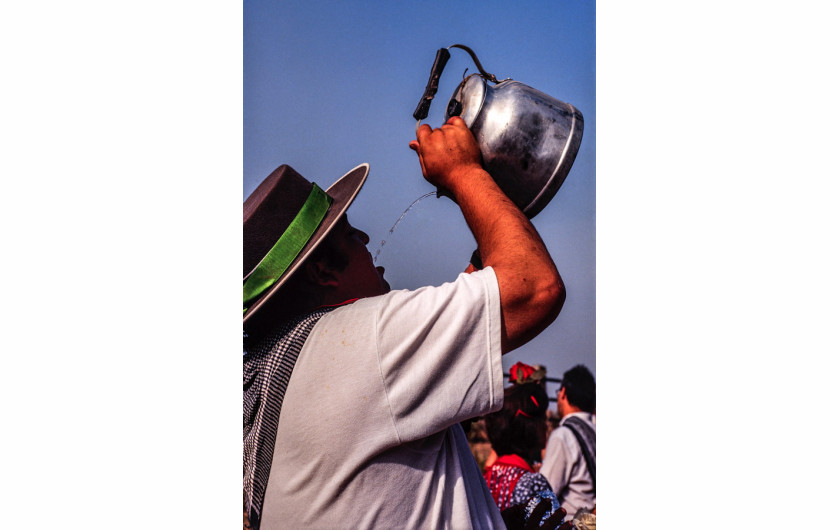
[541,364,596,517]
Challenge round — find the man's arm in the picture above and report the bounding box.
[410,116,565,353]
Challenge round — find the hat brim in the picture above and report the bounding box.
[243,163,369,323]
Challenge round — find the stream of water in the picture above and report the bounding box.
[372,191,437,264]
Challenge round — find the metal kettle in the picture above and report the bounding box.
[413,45,584,219]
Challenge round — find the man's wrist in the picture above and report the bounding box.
[442,164,490,197]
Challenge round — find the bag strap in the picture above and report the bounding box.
[562,417,596,495]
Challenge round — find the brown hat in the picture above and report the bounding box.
[243,163,369,322]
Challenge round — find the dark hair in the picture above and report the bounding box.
[243,234,350,340]
[307,229,351,271]
[561,364,595,413]
[484,382,549,463]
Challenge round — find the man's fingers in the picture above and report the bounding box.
[415,123,433,141]
[416,117,465,146]
[446,115,466,127]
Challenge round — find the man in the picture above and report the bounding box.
[243,116,565,528]
[540,365,596,517]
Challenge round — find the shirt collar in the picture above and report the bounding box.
[561,411,595,424]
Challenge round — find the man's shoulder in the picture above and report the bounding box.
[549,414,594,443]
[548,424,575,443]
[331,268,499,315]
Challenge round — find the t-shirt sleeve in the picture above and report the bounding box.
[373,268,504,442]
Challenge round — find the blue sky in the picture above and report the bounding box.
[244,0,596,388]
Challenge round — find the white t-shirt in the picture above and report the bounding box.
[540,412,596,516]
[260,268,506,529]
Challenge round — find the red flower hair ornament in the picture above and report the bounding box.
[508,362,546,385]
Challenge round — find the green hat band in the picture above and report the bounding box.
[243,184,332,313]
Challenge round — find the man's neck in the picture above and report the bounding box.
[561,404,583,418]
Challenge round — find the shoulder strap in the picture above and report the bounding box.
[562,417,596,495]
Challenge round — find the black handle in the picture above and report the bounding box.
[412,48,450,121]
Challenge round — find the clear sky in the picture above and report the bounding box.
[244,0,596,389]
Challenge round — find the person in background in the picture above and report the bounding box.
[483,371,554,511]
[483,361,549,470]
[540,364,596,517]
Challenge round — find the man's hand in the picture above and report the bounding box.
[409,116,483,199]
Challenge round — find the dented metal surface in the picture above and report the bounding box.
[445,75,584,218]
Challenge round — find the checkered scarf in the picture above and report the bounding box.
[243,306,337,529]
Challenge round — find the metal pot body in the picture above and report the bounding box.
[444,76,584,218]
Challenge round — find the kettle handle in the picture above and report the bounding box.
[449,44,500,84]
[412,45,502,122]
[412,48,451,121]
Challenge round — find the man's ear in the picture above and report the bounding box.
[304,258,340,289]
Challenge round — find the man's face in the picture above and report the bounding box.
[556,386,566,417]
[328,215,390,300]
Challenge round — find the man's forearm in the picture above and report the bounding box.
[449,166,564,353]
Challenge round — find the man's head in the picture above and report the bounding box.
[243,163,388,331]
[557,364,595,417]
